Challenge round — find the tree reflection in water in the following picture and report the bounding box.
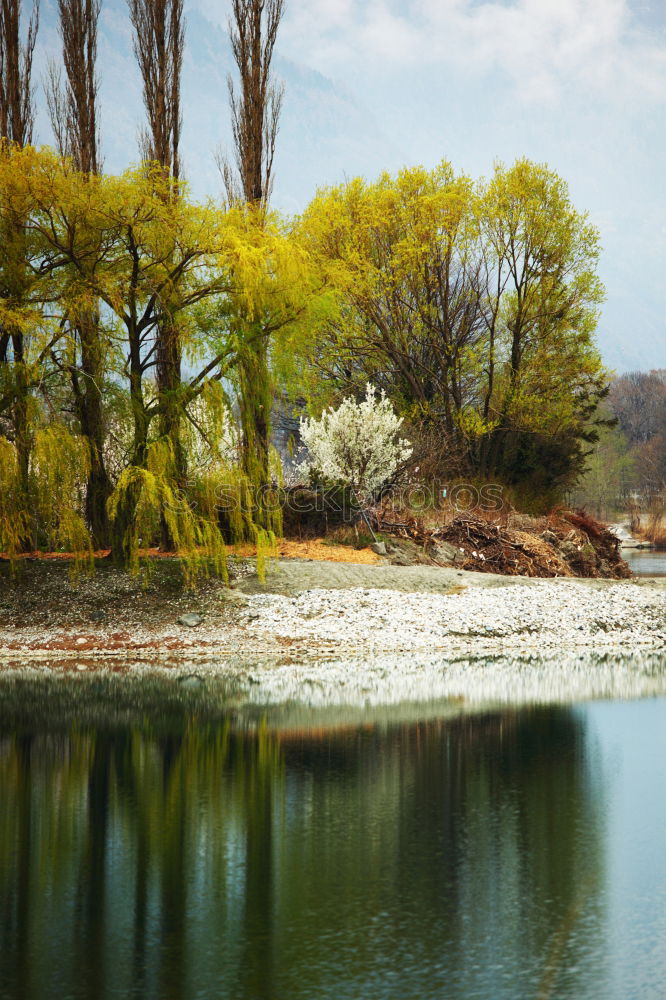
[0,680,605,1000]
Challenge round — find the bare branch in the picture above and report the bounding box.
[128,0,184,180]
[50,0,101,173]
[0,0,40,145]
[223,0,285,208]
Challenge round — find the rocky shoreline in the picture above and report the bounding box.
[240,579,666,653]
[0,558,664,714]
[1,646,666,719]
[0,559,664,663]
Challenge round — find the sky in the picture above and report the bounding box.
[32,0,666,372]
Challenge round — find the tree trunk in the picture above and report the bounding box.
[11,332,32,550]
[110,477,141,568]
[238,326,272,531]
[156,315,185,550]
[75,314,112,548]
[110,348,150,568]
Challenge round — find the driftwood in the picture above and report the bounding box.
[370,506,631,580]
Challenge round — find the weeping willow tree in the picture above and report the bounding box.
[17,150,309,581]
[0,142,60,557]
[0,424,93,572]
[0,146,320,583]
[201,205,324,545]
[32,425,93,570]
[108,441,228,586]
[0,438,28,565]
[0,190,33,527]
[45,0,114,549]
[181,380,279,579]
[129,0,188,554]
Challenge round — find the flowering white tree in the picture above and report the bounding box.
[299,385,413,500]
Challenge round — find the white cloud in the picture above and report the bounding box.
[172,0,666,373]
[278,0,666,106]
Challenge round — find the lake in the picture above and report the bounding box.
[1,664,666,1000]
[623,547,666,577]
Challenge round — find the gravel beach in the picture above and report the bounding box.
[0,560,664,660]
[0,559,664,711]
[240,580,666,652]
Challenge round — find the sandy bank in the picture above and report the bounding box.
[237,559,666,596]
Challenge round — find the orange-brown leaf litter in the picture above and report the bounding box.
[1,540,380,565]
[234,539,381,564]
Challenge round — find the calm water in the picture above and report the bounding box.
[1,674,666,999]
[623,548,666,577]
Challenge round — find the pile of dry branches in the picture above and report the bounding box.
[370,505,631,579]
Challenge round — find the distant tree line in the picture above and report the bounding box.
[608,370,666,489]
[574,369,665,521]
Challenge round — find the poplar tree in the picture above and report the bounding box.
[222,0,285,529]
[0,0,39,542]
[129,0,183,180]
[47,0,112,547]
[0,0,38,146]
[129,0,187,534]
[47,0,100,174]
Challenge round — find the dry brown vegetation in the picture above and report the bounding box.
[371,505,630,579]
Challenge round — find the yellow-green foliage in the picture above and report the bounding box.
[0,440,29,568]
[254,527,279,584]
[184,382,255,541]
[0,427,93,574]
[182,381,281,580]
[293,159,607,477]
[0,147,311,582]
[105,388,279,586]
[32,426,94,573]
[189,464,278,584]
[108,441,228,588]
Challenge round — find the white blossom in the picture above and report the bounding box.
[299,385,413,498]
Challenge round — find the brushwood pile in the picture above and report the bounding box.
[370,508,631,579]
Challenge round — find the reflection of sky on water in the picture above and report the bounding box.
[0,671,665,999]
[623,549,666,577]
[590,699,666,1000]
